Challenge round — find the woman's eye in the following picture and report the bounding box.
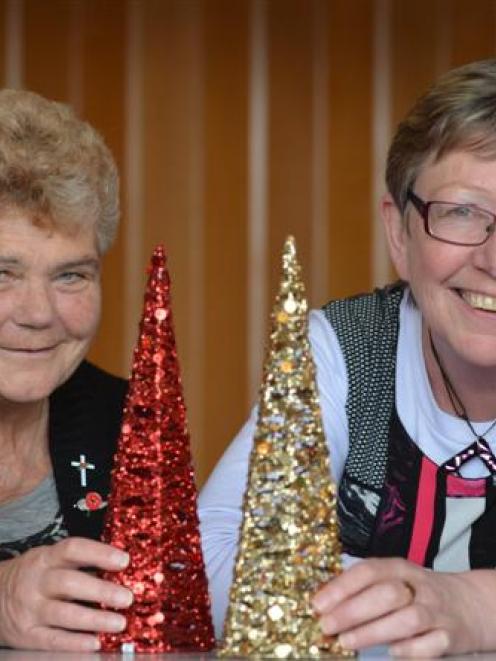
[441,205,492,223]
[445,205,473,218]
[0,270,14,282]
[57,271,85,284]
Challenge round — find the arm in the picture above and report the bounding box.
[0,537,133,651]
[313,557,496,656]
[198,409,255,636]
[199,309,351,636]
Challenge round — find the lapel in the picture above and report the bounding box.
[48,361,127,540]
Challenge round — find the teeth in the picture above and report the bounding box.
[462,291,496,311]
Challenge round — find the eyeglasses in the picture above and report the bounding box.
[407,189,496,246]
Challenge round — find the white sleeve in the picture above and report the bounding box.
[309,309,349,484]
[199,308,350,637]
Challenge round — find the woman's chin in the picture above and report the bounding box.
[0,378,59,405]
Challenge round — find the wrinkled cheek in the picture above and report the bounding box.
[63,292,101,342]
[404,255,427,298]
[407,247,439,293]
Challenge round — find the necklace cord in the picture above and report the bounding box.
[427,329,496,438]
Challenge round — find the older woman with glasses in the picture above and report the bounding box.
[200,58,496,656]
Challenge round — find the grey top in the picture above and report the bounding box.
[0,476,68,558]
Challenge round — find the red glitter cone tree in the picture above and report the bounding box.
[99,245,215,653]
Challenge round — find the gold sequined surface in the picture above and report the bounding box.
[220,237,353,658]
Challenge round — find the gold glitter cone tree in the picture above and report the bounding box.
[222,236,350,659]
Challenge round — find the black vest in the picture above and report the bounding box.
[322,283,404,554]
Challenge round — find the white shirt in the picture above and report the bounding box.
[199,289,496,635]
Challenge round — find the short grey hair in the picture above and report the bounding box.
[0,89,119,252]
[387,59,496,212]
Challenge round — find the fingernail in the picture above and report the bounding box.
[109,615,127,632]
[312,594,327,613]
[338,633,355,649]
[83,636,101,651]
[115,589,133,608]
[112,550,130,568]
[320,615,337,635]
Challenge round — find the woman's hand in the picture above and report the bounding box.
[0,536,133,651]
[312,557,496,657]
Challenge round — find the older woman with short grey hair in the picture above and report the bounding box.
[200,58,496,657]
[0,89,132,651]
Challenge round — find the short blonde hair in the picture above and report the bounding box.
[386,59,496,212]
[0,89,119,252]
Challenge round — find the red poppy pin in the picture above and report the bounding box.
[74,491,107,514]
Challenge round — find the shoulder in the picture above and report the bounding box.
[322,282,405,330]
[320,283,406,361]
[308,309,347,378]
[67,360,128,396]
[50,360,128,421]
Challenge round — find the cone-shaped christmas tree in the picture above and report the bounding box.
[221,236,351,658]
[99,245,215,653]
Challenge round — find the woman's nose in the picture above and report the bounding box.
[13,280,55,329]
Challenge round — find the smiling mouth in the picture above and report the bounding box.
[460,290,496,312]
[0,346,57,353]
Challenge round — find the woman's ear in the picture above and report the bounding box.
[381,193,409,280]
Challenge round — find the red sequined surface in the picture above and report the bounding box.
[99,245,215,653]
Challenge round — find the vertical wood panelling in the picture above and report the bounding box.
[391,0,440,130]
[247,0,269,402]
[83,0,126,378]
[435,0,454,76]
[451,0,496,66]
[24,0,72,101]
[187,5,206,476]
[142,0,206,473]
[7,0,496,483]
[0,0,7,87]
[311,0,330,306]
[123,0,144,371]
[328,0,374,299]
[5,0,23,88]
[372,0,392,287]
[268,0,313,304]
[67,0,84,115]
[203,0,249,483]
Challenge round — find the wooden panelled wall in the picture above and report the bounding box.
[3,0,496,484]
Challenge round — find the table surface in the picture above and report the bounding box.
[0,651,366,660]
[0,654,216,660]
[0,649,494,660]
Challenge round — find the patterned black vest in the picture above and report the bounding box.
[322,283,404,555]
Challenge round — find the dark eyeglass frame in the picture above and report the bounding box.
[406,189,496,247]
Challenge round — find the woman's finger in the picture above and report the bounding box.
[28,626,101,653]
[389,629,451,658]
[313,557,418,614]
[47,538,129,572]
[43,568,133,609]
[42,600,127,634]
[319,579,414,636]
[337,601,430,650]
